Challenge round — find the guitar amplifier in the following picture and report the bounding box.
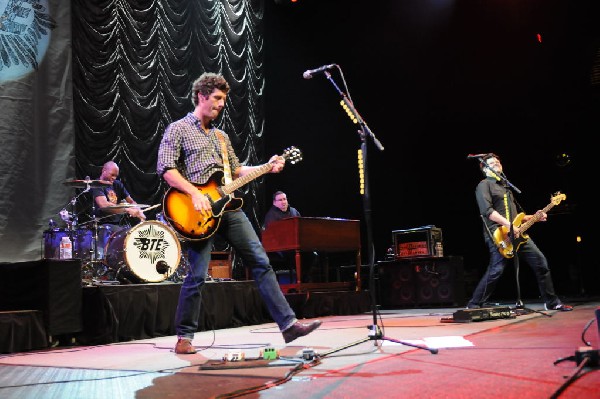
[392,226,443,259]
[209,251,232,279]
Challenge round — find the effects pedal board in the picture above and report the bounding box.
[451,307,515,323]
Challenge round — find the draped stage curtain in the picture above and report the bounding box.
[0,0,266,266]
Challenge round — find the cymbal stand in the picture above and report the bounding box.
[87,199,112,284]
[75,182,105,284]
[59,186,89,258]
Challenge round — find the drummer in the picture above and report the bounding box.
[91,161,146,228]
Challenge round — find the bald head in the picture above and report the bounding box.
[100,161,120,183]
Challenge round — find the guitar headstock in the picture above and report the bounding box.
[551,191,566,205]
[282,146,303,165]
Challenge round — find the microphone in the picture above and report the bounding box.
[466,153,489,159]
[156,260,170,275]
[302,64,337,79]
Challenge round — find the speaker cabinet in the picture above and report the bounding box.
[0,259,82,337]
[378,256,464,308]
[378,261,415,307]
[42,259,83,336]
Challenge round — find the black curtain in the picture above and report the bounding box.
[0,0,266,264]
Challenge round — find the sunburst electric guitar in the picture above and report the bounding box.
[163,146,303,241]
[493,192,566,258]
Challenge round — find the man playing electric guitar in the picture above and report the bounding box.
[157,72,321,355]
[465,153,572,312]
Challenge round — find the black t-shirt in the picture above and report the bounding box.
[90,180,131,225]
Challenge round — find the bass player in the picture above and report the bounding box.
[465,153,572,312]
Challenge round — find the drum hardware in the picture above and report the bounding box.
[114,258,171,284]
[84,197,103,273]
[167,253,190,283]
[63,178,112,188]
[62,178,111,284]
[46,180,95,261]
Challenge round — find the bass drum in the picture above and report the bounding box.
[104,221,181,283]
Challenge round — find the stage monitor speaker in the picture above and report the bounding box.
[42,259,83,336]
[0,259,82,337]
[378,256,465,309]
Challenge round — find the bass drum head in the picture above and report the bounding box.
[105,221,181,283]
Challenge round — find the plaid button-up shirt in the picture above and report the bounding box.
[157,113,241,185]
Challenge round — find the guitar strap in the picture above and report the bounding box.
[215,130,233,185]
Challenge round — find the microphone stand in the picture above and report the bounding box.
[317,70,437,356]
[504,187,549,317]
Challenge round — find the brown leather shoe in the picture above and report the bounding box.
[175,338,197,354]
[282,320,322,344]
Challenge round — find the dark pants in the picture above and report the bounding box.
[175,209,297,339]
[467,237,562,308]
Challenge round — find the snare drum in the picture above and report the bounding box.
[104,221,181,283]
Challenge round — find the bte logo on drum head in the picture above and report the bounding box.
[132,223,172,264]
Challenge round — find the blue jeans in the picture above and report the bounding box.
[467,237,561,308]
[175,209,297,339]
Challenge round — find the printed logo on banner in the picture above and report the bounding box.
[0,0,56,82]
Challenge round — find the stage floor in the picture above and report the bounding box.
[1,300,599,399]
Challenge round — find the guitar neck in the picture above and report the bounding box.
[519,201,556,233]
[221,162,273,195]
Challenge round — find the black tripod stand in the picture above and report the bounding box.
[314,66,438,356]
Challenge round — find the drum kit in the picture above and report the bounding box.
[44,178,188,285]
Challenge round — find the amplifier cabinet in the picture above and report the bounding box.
[392,226,442,259]
[378,256,465,308]
[209,251,232,279]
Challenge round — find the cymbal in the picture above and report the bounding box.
[101,204,150,214]
[63,179,112,188]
